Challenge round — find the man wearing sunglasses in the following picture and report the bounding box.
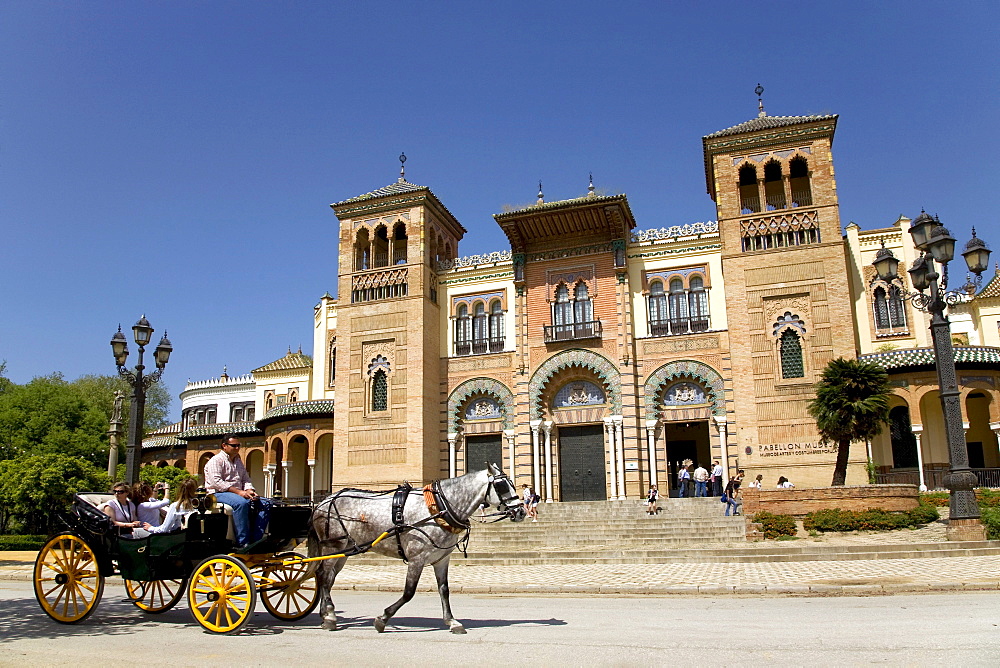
[203,434,271,549]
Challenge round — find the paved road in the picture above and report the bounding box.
[3,580,999,665]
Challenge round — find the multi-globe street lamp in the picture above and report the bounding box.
[872,212,991,537]
[110,316,173,484]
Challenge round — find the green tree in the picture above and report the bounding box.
[0,454,109,533]
[808,358,892,486]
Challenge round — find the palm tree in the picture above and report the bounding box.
[808,358,892,486]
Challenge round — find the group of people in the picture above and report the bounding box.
[674,460,725,498]
[102,434,271,549]
[520,484,540,521]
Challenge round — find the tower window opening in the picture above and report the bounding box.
[763,161,786,211]
[373,225,390,268]
[779,329,805,379]
[789,156,812,207]
[738,164,760,214]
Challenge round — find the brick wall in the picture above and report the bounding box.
[741,484,919,517]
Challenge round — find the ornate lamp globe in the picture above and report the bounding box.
[908,211,938,251]
[962,228,992,276]
[154,333,173,369]
[927,225,957,264]
[132,315,154,347]
[110,326,129,366]
[907,254,931,291]
[872,245,899,282]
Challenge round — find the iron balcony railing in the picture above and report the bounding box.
[649,318,710,337]
[543,320,602,342]
[454,337,506,357]
[874,468,1000,490]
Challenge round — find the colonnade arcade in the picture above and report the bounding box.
[446,349,731,502]
[872,373,1000,489]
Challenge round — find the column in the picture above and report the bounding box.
[614,416,626,499]
[912,424,927,492]
[447,431,460,478]
[504,429,516,476]
[645,420,658,487]
[604,417,618,501]
[264,465,275,497]
[307,459,316,501]
[992,422,1000,466]
[543,421,554,502]
[530,419,542,495]
[281,462,290,496]
[715,416,730,487]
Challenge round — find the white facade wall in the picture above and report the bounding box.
[179,374,256,426]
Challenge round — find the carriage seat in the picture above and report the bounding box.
[78,492,113,509]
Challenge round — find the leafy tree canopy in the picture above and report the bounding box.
[0,454,110,534]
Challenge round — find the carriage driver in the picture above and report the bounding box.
[203,434,272,549]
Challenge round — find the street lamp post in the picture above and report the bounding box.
[872,212,991,540]
[110,316,173,484]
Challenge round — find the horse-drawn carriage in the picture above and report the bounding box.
[33,465,526,635]
[33,490,318,634]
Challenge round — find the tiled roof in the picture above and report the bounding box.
[257,399,335,426]
[332,180,429,206]
[704,114,838,138]
[177,421,262,440]
[493,193,628,220]
[976,273,1000,299]
[859,346,1000,371]
[148,421,182,436]
[253,350,312,373]
[142,435,184,450]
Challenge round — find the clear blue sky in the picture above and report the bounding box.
[2,1,998,415]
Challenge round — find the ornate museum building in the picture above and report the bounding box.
[142,104,1000,501]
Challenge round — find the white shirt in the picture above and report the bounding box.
[693,467,709,482]
[147,501,196,534]
[712,464,723,478]
[137,498,170,526]
[778,481,794,488]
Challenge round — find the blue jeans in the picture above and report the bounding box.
[695,481,708,497]
[725,498,741,516]
[214,493,272,545]
[678,479,689,497]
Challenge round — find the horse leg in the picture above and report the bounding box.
[313,537,346,631]
[374,559,423,633]
[433,556,465,634]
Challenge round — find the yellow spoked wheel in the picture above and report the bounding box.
[187,555,257,634]
[258,552,319,621]
[125,578,185,614]
[33,534,105,624]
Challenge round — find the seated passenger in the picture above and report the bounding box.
[203,434,271,548]
[131,481,170,527]
[101,482,149,537]
[144,479,198,534]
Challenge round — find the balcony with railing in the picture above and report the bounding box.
[875,468,1000,490]
[650,318,710,337]
[544,320,602,343]
[454,337,506,357]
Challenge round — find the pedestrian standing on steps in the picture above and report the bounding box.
[723,478,742,516]
[646,484,659,515]
[693,463,709,497]
[711,460,724,496]
[677,463,691,498]
[522,483,538,521]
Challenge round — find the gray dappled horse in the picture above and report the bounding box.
[307,463,526,633]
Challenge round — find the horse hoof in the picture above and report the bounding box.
[450,624,467,634]
[374,616,387,633]
[321,618,337,631]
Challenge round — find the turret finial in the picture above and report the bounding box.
[755,83,766,118]
[537,180,544,205]
[398,152,407,182]
[588,172,595,197]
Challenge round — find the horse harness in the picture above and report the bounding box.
[389,481,469,563]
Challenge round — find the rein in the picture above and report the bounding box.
[422,482,469,534]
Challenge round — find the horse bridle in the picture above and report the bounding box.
[480,471,525,523]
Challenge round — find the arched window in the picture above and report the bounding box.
[372,370,388,411]
[548,281,597,340]
[874,285,907,331]
[688,276,709,332]
[328,339,336,386]
[489,300,504,352]
[354,228,371,271]
[763,160,785,210]
[455,304,471,355]
[739,163,760,214]
[779,329,805,379]
[668,278,689,334]
[373,225,389,268]
[648,280,668,336]
[789,156,812,207]
[472,302,488,353]
[392,223,408,265]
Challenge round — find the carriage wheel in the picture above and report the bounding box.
[124,578,186,614]
[258,552,319,621]
[187,555,257,634]
[33,533,105,624]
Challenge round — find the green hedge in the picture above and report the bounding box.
[803,503,939,533]
[752,511,797,539]
[0,534,47,551]
[981,507,1000,541]
[920,489,1000,508]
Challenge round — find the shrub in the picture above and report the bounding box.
[981,507,1000,541]
[804,504,938,533]
[752,511,797,539]
[920,492,949,507]
[0,534,47,551]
